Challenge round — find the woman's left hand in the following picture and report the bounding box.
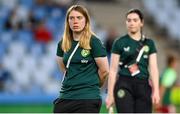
[152,90,160,105]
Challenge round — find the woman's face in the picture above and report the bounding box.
[126,13,143,34]
[68,10,86,33]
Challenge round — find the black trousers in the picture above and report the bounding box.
[114,76,152,113]
[53,99,102,113]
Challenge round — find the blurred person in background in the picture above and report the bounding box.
[53,5,109,113]
[106,9,160,113]
[156,55,178,113]
[0,63,12,92]
[33,20,52,44]
[4,8,23,31]
[104,27,118,60]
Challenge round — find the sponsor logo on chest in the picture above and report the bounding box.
[123,46,130,52]
[81,59,88,63]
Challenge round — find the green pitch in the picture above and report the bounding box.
[0,103,179,113]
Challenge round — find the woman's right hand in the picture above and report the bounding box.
[105,95,114,109]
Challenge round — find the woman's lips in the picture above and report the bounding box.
[73,26,79,29]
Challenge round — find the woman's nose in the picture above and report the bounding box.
[74,18,78,23]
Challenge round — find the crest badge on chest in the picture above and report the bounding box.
[81,49,90,57]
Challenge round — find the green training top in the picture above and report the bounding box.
[56,35,107,99]
[112,34,157,79]
[161,68,177,88]
[160,67,177,105]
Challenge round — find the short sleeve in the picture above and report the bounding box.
[148,39,157,54]
[56,40,64,57]
[91,36,107,58]
[111,39,121,55]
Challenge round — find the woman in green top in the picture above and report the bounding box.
[157,55,177,112]
[53,5,109,113]
[106,9,160,113]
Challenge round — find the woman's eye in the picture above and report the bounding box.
[77,16,82,20]
[69,17,74,20]
[127,19,131,22]
[134,19,138,22]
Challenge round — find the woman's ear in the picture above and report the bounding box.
[140,20,144,27]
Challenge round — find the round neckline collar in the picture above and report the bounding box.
[72,39,79,43]
[127,34,141,42]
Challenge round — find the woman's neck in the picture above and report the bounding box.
[128,31,141,41]
[73,32,82,41]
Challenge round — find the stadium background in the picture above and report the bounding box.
[0,0,180,113]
